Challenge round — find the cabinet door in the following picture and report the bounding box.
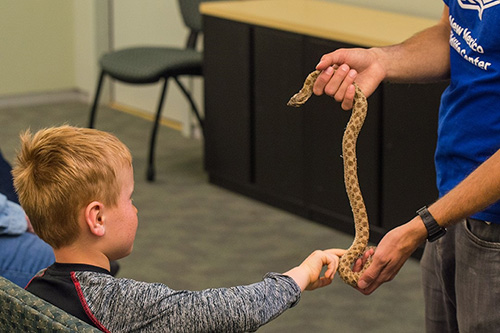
[303,37,382,231]
[203,17,252,184]
[253,27,305,205]
[381,82,447,229]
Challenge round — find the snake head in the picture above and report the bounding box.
[287,94,304,107]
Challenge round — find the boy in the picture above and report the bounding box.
[13,126,344,332]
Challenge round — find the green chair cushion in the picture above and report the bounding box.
[0,276,100,332]
[100,47,202,84]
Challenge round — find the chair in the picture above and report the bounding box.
[89,0,216,181]
[0,276,100,332]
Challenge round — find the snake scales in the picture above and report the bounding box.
[287,70,372,287]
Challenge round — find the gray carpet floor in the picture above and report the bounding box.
[0,102,425,332]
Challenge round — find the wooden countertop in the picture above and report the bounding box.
[200,0,438,47]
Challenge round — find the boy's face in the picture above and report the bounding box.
[104,165,138,260]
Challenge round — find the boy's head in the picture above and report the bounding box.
[12,125,133,249]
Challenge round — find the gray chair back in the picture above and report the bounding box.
[178,0,219,33]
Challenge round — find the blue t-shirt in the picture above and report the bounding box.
[436,0,500,223]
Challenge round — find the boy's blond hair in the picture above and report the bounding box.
[12,125,132,249]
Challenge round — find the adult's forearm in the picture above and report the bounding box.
[357,148,500,294]
[373,6,451,83]
[429,149,500,227]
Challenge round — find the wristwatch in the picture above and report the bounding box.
[417,206,447,242]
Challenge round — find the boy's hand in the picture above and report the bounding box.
[284,249,346,291]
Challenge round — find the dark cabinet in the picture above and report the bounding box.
[381,82,446,229]
[203,16,446,250]
[203,17,252,185]
[254,27,305,206]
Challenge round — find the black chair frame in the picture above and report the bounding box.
[89,25,204,181]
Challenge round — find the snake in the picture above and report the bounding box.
[287,69,372,287]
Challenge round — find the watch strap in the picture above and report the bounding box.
[417,206,446,242]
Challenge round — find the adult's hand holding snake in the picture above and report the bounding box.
[313,47,386,110]
[354,219,427,295]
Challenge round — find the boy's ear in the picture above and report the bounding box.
[85,201,106,237]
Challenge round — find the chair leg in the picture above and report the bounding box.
[147,79,169,182]
[89,71,105,128]
[173,77,204,132]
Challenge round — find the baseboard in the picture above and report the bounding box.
[109,102,184,132]
[0,89,89,109]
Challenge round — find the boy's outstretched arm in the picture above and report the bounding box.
[284,249,346,291]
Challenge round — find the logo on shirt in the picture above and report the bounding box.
[457,0,500,19]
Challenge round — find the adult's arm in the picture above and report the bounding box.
[314,6,451,110]
[357,148,500,295]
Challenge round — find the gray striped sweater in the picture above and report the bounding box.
[26,263,301,332]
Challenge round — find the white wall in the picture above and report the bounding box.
[0,0,75,97]
[73,1,110,104]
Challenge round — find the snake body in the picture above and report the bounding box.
[288,70,371,287]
